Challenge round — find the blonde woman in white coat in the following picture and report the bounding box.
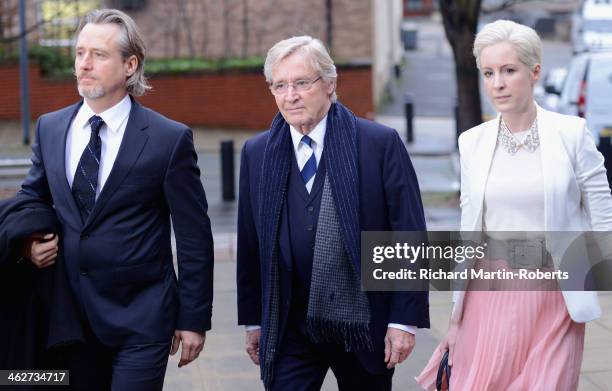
[416,20,612,391]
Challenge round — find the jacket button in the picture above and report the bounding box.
[80,271,88,276]
[306,225,313,231]
[307,206,314,212]
[80,234,89,240]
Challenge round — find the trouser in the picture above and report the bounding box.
[62,321,171,391]
[269,326,393,391]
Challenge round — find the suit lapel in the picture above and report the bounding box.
[83,98,149,230]
[52,101,84,227]
[536,104,556,231]
[453,117,497,319]
[470,116,499,230]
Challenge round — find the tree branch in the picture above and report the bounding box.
[1,9,66,44]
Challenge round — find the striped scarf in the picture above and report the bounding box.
[258,102,371,387]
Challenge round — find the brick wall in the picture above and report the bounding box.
[0,64,372,129]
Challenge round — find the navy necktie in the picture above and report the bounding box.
[300,135,317,191]
[72,115,104,221]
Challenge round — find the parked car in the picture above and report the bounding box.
[556,51,612,187]
[571,0,612,52]
[535,67,567,112]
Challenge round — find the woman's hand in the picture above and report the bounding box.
[439,321,459,366]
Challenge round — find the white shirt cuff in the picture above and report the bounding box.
[248,324,415,334]
[388,323,416,335]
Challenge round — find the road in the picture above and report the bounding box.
[382,15,574,119]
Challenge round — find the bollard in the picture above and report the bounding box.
[394,64,401,80]
[404,94,414,144]
[220,140,235,201]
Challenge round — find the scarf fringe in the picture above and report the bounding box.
[262,356,275,389]
[307,316,375,352]
[259,102,363,387]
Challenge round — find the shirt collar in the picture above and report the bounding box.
[74,95,132,133]
[289,114,327,153]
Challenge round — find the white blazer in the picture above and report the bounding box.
[452,104,612,323]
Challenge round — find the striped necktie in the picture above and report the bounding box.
[72,115,104,221]
[300,135,317,192]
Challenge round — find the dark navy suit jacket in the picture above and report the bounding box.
[237,117,429,374]
[20,97,214,347]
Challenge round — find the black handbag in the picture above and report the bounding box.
[436,350,451,391]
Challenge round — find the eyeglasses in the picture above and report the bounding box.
[269,76,321,95]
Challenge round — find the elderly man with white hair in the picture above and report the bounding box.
[237,35,430,390]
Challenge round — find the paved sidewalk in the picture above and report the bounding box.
[2,14,609,391]
[169,115,460,389]
[3,113,610,389]
[0,118,456,391]
[192,115,612,390]
[178,116,610,390]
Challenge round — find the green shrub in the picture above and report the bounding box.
[0,47,264,77]
[28,46,73,77]
[144,57,264,74]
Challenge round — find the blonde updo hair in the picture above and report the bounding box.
[473,20,542,70]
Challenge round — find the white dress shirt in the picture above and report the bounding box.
[484,130,545,233]
[247,115,415,335]
[65,94,131,198]
[289,116,326,192]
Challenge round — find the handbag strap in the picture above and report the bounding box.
[436,350,451,391]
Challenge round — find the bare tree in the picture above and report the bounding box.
[222,0,231,59]
[325,0,332,51]
[199,0,209,57]
[439,0,482,134]
[439,0,573,132]
[254,0,279,56]
[172,1,181,57]
[178,0,196,57]
[158,1,173,57]
[241,0,248,58]
[0,0,19,49]
[0,1,68,45]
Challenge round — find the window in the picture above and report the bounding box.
[37,0,100,47]
[405,0,423,11]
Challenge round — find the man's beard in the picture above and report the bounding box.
[77,83,105,99]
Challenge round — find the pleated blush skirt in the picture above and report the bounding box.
[415,290,585,391]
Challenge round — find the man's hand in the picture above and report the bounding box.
[23,233,58,268]
[245,329,261,365]
[170,330,205,368]
[384,327,415,369]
